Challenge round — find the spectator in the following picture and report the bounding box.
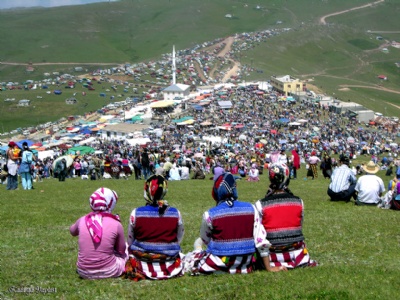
[184,173,283,275]
[255,163,317,269]
[327,155,357,202]
[126,175,184,281]
[69,187,127,279]
[355,161,385,206]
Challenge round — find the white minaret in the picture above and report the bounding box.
[172,45,176,85]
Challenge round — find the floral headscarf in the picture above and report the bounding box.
[144,175,169,215]
[86,187,119,243]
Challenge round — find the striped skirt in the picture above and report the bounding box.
[184,250,255,275]
[125,251,184,281]
[269,242,317,269]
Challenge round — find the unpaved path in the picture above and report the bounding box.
[217,36,234,57]
[339,84,400,95]
[221,61,240,83]
[319,0,385,25]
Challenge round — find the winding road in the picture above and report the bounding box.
[319,0,385,25]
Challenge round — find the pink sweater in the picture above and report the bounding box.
[70,215,127,278]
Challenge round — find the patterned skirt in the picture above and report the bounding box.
[125,250,184,281]
[184,250,255,275]
[268,241,317,269]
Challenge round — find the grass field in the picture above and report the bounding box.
[1,158,400,299]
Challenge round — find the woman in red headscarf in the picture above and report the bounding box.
[126,175,185,281]
[70,187,127,279]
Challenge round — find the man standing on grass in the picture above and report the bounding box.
[327,155,357,202]
[355,161,385,206]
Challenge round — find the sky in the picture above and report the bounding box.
[0,0,118,10]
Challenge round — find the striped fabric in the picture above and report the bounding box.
[126,252,184,280]
[186,250,254,275]
[269,242,313,269]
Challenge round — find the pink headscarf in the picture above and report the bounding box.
[85,187,119,243]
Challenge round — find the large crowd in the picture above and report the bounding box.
[2,82,400,281]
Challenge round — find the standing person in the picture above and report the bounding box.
[255,163,317,269]
[184,172,284,275]
[327,155,357,202]
[140,148,151,180]
[290,149,300,179]
[73,159,81,178]
[320,155,333,179]
[277,149,288,165]
[126,175,185,281]
[54,158,68,181]
[6,141,20,190]
[69,187,127,279]
[18,142,35,190]
[307,151,320,179]
[354,161,385,206]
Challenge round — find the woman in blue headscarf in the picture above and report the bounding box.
[184,172,285,275]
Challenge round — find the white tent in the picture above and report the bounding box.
[37,150,55,161]
[125,137,151,146]
[79,137,96,145]
[217,101,232,109]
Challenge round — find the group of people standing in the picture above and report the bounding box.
[4,141,36,190]
[70,163,317,280]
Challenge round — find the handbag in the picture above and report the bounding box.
[2,164,8,173]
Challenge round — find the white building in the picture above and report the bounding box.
[162,84,190,101]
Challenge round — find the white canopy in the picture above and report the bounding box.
[125,137,151,146]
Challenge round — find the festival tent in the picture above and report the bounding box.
[16,139,34,148]
[150,100,175,108]
[218,101,232,109]
[200,121,213,126]
[37,150,55,161]
[172,116,194,123]
[0,145,7,155]
[67,146,95,155]
[125,137,151,146]
[79,137,97,145]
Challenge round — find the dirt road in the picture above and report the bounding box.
[319,0,385,25]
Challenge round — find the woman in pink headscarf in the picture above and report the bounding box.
[70,187,127,279]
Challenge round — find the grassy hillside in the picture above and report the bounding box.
[0,0,399,132]
[1,165,400,299]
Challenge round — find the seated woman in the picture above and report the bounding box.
[255,163,317,269]
[69,187,127,279]
[169,164,181,180]
[247,163,260,182]
[184,172,285,275]
[126,175,185,281]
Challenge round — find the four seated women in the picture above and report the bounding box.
[70,167,316,280]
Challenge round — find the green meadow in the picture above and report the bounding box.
[1,161,399,299]
[0,0,400,133]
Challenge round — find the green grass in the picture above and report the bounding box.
[1,161,400,299]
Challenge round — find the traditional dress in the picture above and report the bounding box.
[126,175,185,281]
[185,172,271,275]
[255,163,317,269]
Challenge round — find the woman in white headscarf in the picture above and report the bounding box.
[70,187,127,279]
